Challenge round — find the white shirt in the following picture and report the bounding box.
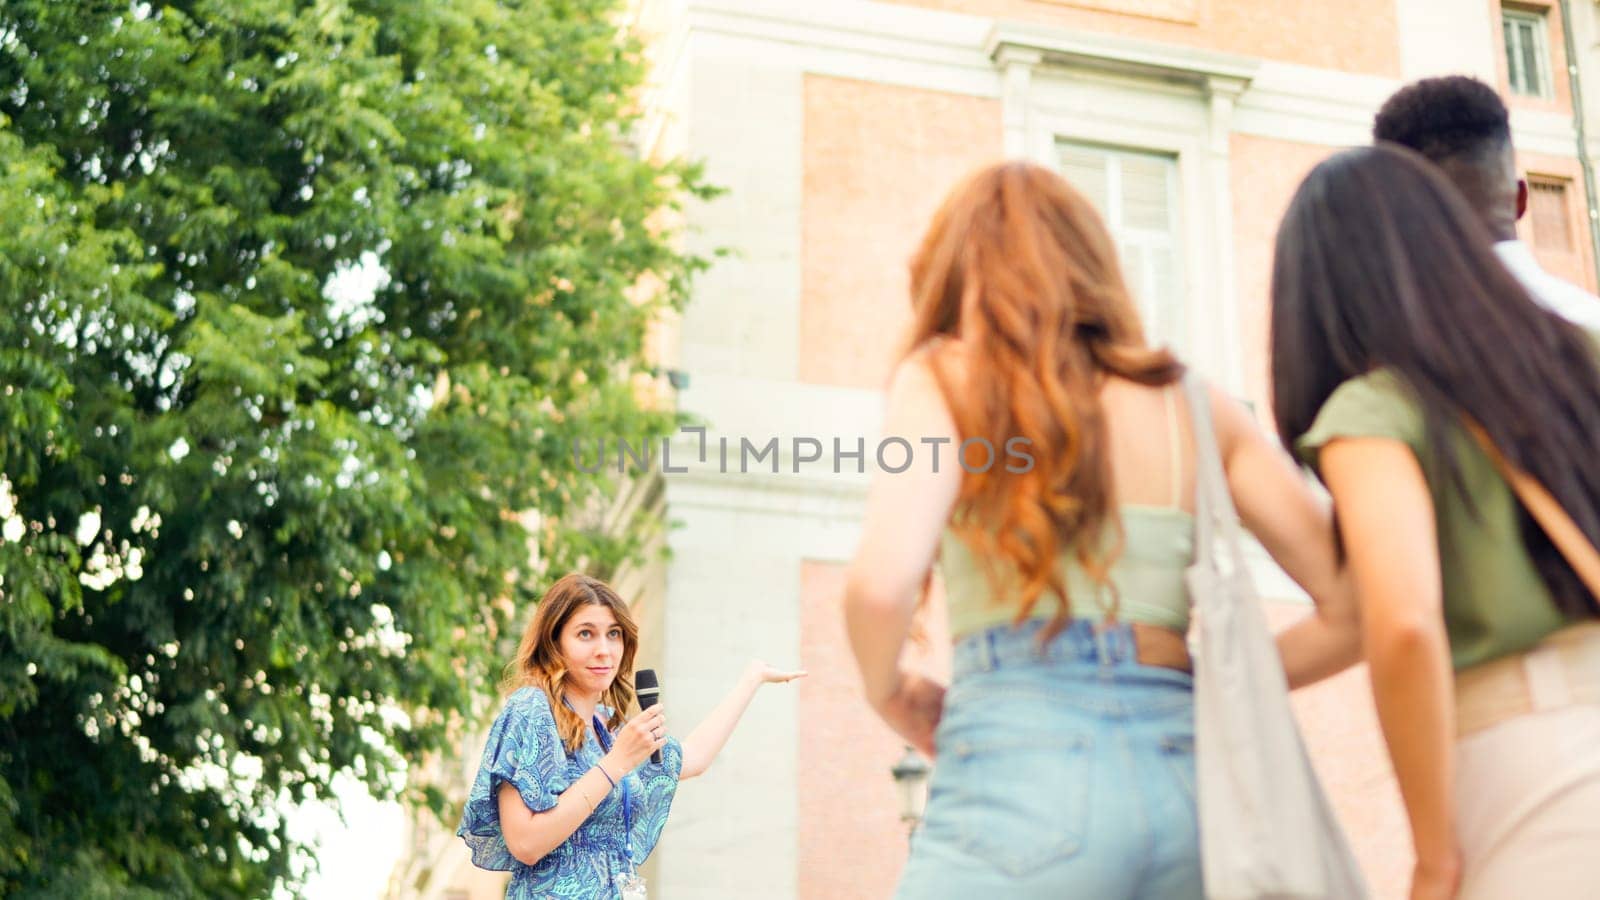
[1494,240,1600,330]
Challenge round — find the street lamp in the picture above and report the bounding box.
[890,745,932,835]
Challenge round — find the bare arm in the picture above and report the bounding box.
[1208,388,1360,687]
[496,767,615,865]
[844,355,962,756]
[496,707,665,865]
[1321,437,1460,891]
[680,661,806,780]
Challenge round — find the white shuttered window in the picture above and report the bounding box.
[1503,9,1551,99]
[1056,141,1185,352]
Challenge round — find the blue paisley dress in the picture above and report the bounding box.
[458,686,683,898]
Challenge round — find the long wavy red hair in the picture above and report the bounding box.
[502,573,639,753]
[907,161,1184,638]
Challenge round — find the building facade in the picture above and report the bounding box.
[390,2,1600,898]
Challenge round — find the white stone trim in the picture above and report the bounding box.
[685,0,1001,99]
[1207,81,1247,393]
[691,0,991,48]
[674,40,804,382]
[984,19,1257,89]
[1512,108,1588,160]
[1395,0,1497,82]
[674,0,1579,159]
[1232,60,1395,147]
[997,44,1042,156]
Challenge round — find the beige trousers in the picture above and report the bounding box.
[1454,702,1600,898]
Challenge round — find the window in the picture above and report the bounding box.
[1529,177,1574,251]
[1056,141,1185,350]
[1503,9,1552,98]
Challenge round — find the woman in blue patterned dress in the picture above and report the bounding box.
[458,572,804,898]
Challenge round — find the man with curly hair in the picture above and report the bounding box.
[1373,75,1600,329]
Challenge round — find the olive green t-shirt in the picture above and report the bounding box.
[1296,370,1579,670]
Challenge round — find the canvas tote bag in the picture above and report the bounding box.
[1182,373,1370,900]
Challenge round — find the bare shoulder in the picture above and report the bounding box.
[895,338,969,396]
[884,341,966,440]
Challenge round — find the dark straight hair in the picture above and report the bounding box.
[1271,143,1600,619]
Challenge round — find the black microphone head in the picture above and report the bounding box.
[634,668,659,696]
[634,668,663,762]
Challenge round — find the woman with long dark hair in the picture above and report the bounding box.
[1272,144,1600,900]
[844,161,1357,898]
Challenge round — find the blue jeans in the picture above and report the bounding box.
[896,620,1202,900]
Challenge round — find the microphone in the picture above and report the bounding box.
[634,668,662,765]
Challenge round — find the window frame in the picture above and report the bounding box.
[1055,139,1187,353]
[1527,175,1575,252]
[998,34,1252,395]
[1502,7,1553,100]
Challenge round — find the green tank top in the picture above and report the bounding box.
[940,386,1195,640]
[940,508,1195,640]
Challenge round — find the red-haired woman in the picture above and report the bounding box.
[458,573,803,898]
[844,161,1356,898]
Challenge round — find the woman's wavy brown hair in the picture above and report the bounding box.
[908,161,1184,639]
[502,573,639,753]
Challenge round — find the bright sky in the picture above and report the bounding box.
[291,774,406,899]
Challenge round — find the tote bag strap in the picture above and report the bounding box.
[1181,371,1250,578]
[1465,420,1600,601]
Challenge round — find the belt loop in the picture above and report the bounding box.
[1093,623,1113,667]
[1523,645,1572,710]
[983,628,1000,672]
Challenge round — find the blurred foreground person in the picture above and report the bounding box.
[844,161,1356,899]
[1273,144,1600,900]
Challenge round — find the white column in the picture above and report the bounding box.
[1206,77,1247,396]
[658,24,807,899]
[997,46,1041,159]
[678,34,804,383]
[656,525,801,900]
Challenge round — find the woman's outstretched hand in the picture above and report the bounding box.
[744,660,808,686]
[677,660,808,780]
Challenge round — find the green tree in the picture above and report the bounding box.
[0,1,709,895]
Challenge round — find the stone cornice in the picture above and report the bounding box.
[985,21,1259,95]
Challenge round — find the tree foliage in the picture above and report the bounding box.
[0,1,709,894]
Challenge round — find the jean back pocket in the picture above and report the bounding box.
[932,732,1094,877]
